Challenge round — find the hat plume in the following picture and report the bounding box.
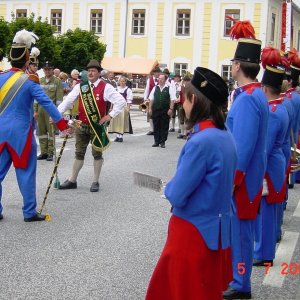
[261,47,281,69]
[30,47,40,57]
[288,48,300,67]
[13,29,39,49]
[226,17,256,40]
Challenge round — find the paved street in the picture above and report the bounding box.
[0,106,300,300]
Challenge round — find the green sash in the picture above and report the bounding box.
[79,82,111,152]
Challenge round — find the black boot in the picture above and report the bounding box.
[223,287,251,299]
[24,213,46,222]
[37,154,48,160]
[90,182,99,192]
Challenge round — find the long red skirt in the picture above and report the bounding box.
[145,215,233,300]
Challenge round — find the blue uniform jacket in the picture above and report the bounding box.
[226,83,269,219]
[165,120,237,250]
[265,99,289,203]
[282,97,294,169]
[0,69,67,168]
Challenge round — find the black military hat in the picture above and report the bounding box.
[86,59,102,71]
[191,67,229,106]
[290,65,300,82]
[262,66,285,90]
[232,38,262,64]
[43,61,54,69]
[9,43,29,63]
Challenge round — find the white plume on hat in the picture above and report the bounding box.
[13,29,39,49]
[30,47,40,58]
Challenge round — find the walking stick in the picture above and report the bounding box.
[38,120,81,221]
[38,135,69,219]
[52,123,60,189]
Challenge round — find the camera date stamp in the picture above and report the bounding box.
[264,262,300,275]
[236,262,300,275]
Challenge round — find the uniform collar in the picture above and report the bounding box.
[268,97,283,105]
[89,78,100,88]
[188,120,216,140]
[233,82,261,101]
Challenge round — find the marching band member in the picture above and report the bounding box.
[58,59,125,192]
[146,67,237,300]
[285,49,300,188]
[223,20,269,299]
[253,47,289,266]
[0,30,70,222]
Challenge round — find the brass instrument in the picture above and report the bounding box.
[290,146,300,173]
[139,101,149,113]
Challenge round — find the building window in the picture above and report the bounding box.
[221,65,232,80]
[132,9,145,35]
[174,63,188,75]
[176,9,190,36]
[90,9,103,34]
[271,13,276,42]
[51,9,62,33]
[224,9,240,37]
[16,9,27,19]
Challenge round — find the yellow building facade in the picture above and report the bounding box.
[1,0,300,78]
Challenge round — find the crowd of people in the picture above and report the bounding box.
[1,20,300,300]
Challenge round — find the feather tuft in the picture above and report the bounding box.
[30,47,40,57]
[227,20,256,40]
[280,55,290,71]
[288,48,300,67]
[261,47,282,69]
[13,29,39,49]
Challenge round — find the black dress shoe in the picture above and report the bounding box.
[152,143,159,147]
[169,128,175,132]
[288,184,294,189]
[223,287,251,299]
[253,259,273,266]
[24,213,46,222]
[177,134,184,139]
[146,131,154,135]
[59,180,77,189]
[0,214,3,221]
[160,143,166,148]
[46,155,53,161]
[178,129,181,133]
[37,154,48,160]
[90,182,99,192]
[114,137,120,142]
[118,138,123,142]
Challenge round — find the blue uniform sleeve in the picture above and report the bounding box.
[266,112,280,156]
[165,139,207,208]
[231,94,260,172]
[30,81,63,123]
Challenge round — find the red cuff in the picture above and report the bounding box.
[56,119,68,131]
[234,170,245,187]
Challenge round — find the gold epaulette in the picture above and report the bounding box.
[28,73,40,84]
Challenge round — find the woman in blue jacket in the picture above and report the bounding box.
[146,67,237,300]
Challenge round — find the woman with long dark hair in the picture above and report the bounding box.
[146,67,237,300]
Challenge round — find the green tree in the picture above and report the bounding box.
[8,13,56,67]
[55,28,106,74]
[0,18,11,60]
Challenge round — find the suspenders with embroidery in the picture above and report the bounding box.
[0,71,28,115]
[79,82,111,152]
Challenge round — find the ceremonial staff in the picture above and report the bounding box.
[38,120,81,219]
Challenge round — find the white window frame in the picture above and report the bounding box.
[51,9,62,33]
[176,9,191,37]
[90,9,103,34]
[131,9,146,36]
[174,63,188,76]
[221,5,244,40]
[16,9,27,19]
[221,65,232,81]
[224,9,240,37]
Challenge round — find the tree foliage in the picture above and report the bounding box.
[3,14,106,74]
[55,28,106,73]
